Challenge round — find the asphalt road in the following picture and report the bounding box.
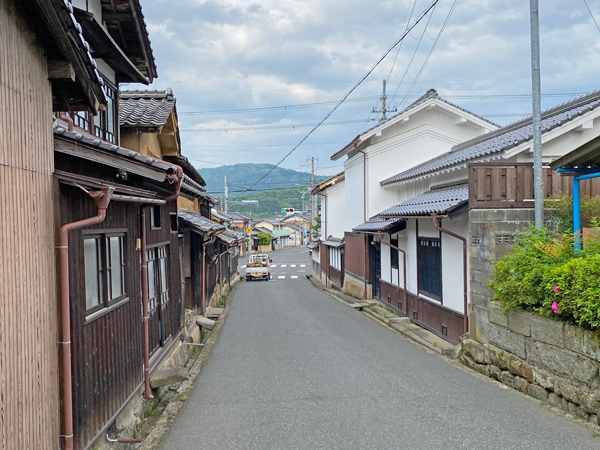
[158,247,600,449]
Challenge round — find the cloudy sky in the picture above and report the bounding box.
[129,0,600,178]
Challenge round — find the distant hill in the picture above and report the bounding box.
[197,163,329,218]
[199,163,328,195]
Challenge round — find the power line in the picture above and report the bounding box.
[232,0,442,200]
[180,118,376,133]
[583,0,600,33]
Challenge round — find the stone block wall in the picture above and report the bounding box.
[468,209,540,343]
[461,303,600,427]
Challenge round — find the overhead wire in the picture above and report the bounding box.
[583,0,600,33]
[232,0,442,199]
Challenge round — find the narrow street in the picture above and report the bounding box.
[158,247,600,450]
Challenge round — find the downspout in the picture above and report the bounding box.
[315,192,328,287]
[139,205,154,400]
[202,231,218,316]
[432,214,468,335]
[59,112,74,132]
[59,186,113,450]
[140,164,183,400]
[377,231,407,314]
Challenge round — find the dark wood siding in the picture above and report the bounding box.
[57,184,144,450]
[344,232,369,280]
[380,281,463,343]
[189,232,204,313]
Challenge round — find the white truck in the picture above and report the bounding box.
[245,254,272,281]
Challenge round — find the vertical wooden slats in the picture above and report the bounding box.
[1,2,60,449]
[343,233,369,280]
[469,163,600,208]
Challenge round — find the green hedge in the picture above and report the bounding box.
[489,226,600,330]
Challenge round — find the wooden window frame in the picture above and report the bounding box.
[83,232,128,317]
[417,236,443,302]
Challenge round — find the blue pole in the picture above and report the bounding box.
[573,176,581,250]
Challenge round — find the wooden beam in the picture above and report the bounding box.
[47,60,75,81]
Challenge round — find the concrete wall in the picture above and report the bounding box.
[468,208,538,344]
[461,306,600,427]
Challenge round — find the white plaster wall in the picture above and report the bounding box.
[380,216,469,314]
[321,179,345,240]
[344,156,365,230]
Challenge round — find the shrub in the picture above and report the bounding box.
[489,225,600,330]
[545,193,600,233]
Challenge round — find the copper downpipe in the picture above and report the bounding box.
[59,112,74,132]
[59,186,113,450]
[139,205,154,400]
[355,147,368,299]
[377,231,407,313]
[432,214,468,334]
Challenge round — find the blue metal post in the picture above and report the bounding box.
[573,176,581,250]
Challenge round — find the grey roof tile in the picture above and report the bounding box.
[378,187,468,217]
[178,210,225,233]
[381,90,600,186]
[119,89,176,128]
[352,217,404,232]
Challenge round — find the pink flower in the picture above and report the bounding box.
[554,285,561,293]
[552,301,559,314]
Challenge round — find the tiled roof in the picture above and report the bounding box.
[381,90,600,186]
[272,230,292,237]
[352,217,404,232]
[331,89,498,161]
[217,228,244,245]
[378,187,468,217]
[53,121,175,173]
[211,209,232,222]
[228,212,251,221]
[178,210,225,233]
[119,89,176,128]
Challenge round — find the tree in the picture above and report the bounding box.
[312,216,321,239]
[258,231,271,245]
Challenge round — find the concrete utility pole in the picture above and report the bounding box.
[372,79,397,122]
[224,175,228,213]
[530,0,543,229]
[309,157,315,239]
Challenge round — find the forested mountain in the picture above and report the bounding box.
[198,163,328,217]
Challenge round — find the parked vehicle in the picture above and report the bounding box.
[245,254,271,281]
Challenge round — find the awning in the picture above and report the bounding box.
[307,240,320,249]
[321,239,344,248]
[378,186,468,218]
[353,217,406,233]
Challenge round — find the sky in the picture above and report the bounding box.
[127,0,600,178]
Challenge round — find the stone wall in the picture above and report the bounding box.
[342,271,372,300]
[468,209,539,343]
[461,303,600,427]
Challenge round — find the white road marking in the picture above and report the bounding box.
[281,265,287,267]
[271,264,277,267]
[291,264,296,267]
[291,275,298,279]
[278,276,285,279]
[300,265,306,267]
[298,270,306,273]
[241,265,246,268]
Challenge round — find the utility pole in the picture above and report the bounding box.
[372,79,397,122]
[224,175,228,214]
[309,157,315,240]
[530,0,543,229]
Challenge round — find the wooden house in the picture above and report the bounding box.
[1,1,106,449]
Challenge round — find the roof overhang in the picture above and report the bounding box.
[312,172,345,194]
[352,217,407,234]
[550,135,600,171]
[74,8,149,84]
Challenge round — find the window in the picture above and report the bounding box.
[94,82,117,144]
[169,213,178,233]
[147,246,170,312]
[329,247,342,270]
[417,237,442,300]
[84,233,126,315]
[390,235,399,269]
[151,205,161,229]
